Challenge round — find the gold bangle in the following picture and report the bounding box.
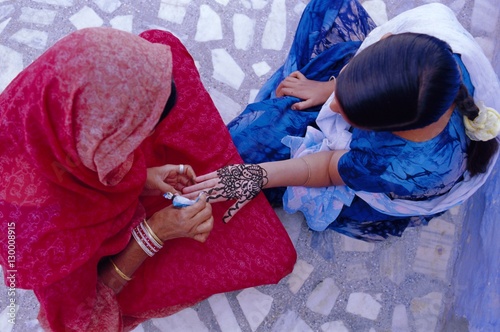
[143,219,164,246]
[300,158,312,186]
[109,258,132,281]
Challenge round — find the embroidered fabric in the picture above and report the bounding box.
[0,28,296,331]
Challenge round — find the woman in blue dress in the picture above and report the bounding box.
[186,1,500,242]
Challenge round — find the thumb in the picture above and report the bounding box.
[156,180,177,195]
[291,100,314,111]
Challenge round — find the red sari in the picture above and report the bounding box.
[0,28,296,331]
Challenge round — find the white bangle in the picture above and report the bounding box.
[132,227,155,257]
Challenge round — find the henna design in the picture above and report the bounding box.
[206,164,268,223]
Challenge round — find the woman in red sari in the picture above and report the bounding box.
[0,28,296,331]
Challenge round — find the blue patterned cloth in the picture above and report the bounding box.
[282,55,474,241]
[228,0,375,163]
[330,108,469,241]
[228,0,376,202]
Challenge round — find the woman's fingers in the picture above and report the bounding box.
[222,198,251,223]
[183,176,219,194]
[194,171,219,182]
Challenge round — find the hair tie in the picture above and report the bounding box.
[463,101,500,141]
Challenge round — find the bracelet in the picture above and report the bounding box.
[132,225,156,257]
[143,219,164,246]
[109,258,132,281]
[139,221,163,250]
[300,158,312,186]
[132,220,164,257]
[329,75,336,82]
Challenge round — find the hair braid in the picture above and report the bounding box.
[455,84,498,176]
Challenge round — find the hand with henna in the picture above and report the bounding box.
[182,164,268,223]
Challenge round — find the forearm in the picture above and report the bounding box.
[99,236,149,293]
[99,215,165,293]
[260,150,347,189]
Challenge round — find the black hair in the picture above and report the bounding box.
[157,79,177,125]
[336,33,460,131]
[336,32,497,176]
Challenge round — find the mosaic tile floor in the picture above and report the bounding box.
[0,0,498,331]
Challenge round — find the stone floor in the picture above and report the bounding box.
[0,0,498,331]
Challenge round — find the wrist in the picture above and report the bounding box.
[131,218,164,256]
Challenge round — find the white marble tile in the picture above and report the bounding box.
[413,218,455,280]
[151,308,209,332]
[448,205,461,216]
[306,277,340,315]
[361,0,388,25]
[248,88,259,104]
[158,0,192,24]
[391,304,410,332]
[252,61,271,77]
[0,4,14,21]
[379,239,406,285]
[241,0,269,10]
[237,288,273,332]
[20,7,57,25]
[321,320,349,332]
[214,0,229,5]
[211,48,245,89]
[346,292,382,321]
[471,0,500,34]
[23,319,43,332]
[233,13,255,51]
[345,262,370,281]
[208,88,242,123]
[32,0,74,6]
[93,0,121,13]
[0,18,11,36]
[272,310,313,332]
[293,2,307,16]
[410,292,442,332]
[341,235,375,252]
[10,28,48,49]
[130,324,144,332]
[287,259,314,294]
[0,304,18,332]
[261,0,286,51]
[195,4,223,42]
[449,0,467,13]
[69,6,104,29]
[208,293,242,332]
[110,15,133,32]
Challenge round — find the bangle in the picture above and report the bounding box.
[109,258,132,281]
[329,75,336,82]
[132,225,156,257]
[139,221,163,250]
[143,219,164,246]
[300,158,312,186]
[132,220,164,257]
